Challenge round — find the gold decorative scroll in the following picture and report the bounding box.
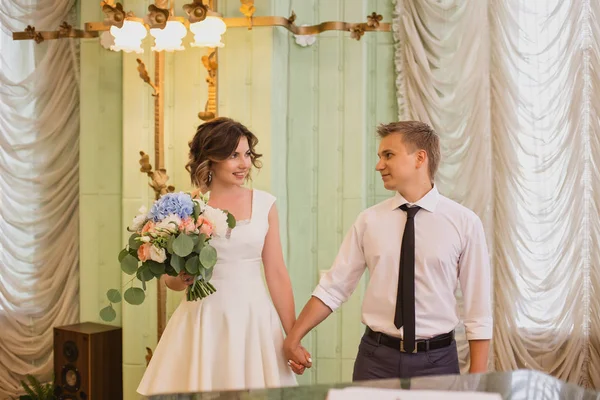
[138,151,174,199]
[136,59,159,96]
[199,49,218,121]
[198,0,218,121]
[20,14,390,42]
[221,16,390,38]
[154,52,165,172]
[12,25,98,41]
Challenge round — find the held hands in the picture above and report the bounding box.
[284,336,312,375]
[289,346,311,375]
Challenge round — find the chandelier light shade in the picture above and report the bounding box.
[109,19,147,53]
[150,19,187,52]
[190,15,226,48]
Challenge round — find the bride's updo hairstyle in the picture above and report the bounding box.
[185,117,263,191]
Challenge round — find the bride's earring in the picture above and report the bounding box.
[208,171,213,183]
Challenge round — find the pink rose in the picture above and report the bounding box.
[141,221,156,235]
[196,217,213,237]
[138,243,151,262]
[179,217,196,234]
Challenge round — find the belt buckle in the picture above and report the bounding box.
[400,340,418,354]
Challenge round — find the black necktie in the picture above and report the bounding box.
[394,204,421,353]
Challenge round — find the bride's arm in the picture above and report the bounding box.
[262,204,296,335]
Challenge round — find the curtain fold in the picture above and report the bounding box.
[0,1,80,398]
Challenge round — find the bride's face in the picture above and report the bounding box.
[211,136,252,187]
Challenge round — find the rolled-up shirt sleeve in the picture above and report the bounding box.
[459,215,493,340]
[312,218,367,312]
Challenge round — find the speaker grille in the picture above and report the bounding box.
[63,340,78,363]
[60,364,81,393]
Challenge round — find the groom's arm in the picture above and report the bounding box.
[284,297,332,368]
[468,339,490,373]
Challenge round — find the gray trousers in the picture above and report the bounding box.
[352,333,460,381]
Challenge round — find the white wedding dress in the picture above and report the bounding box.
[137,190,297,396]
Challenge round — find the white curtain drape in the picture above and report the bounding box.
[0,0,80,398]
[394,0,600,389]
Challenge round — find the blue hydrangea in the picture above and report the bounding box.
[149,192,194,222]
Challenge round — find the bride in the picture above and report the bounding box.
[137,117,310,395]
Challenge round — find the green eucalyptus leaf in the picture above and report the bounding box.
[200,245,217,269]
[173,234,194,257]
[147,260,166,275]
[137,264,155,282]
[185,255,200,274]
[118,248,129,262]
[195,235,206,253]
[193,202,201,220]
[200,266,213,281]
[106,289,121,303]
[165,263,177,277]
[227,212,236,229]
[166,235,175,254]
[120,254,139,275]
[128,233,141,250]
[99,305,116,322]
[171,254,185,273]
[124,287,145,305]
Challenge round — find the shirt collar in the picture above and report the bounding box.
[392,185,439,213]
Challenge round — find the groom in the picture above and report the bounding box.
[285,121,492,380]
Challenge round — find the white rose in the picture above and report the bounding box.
[130,205,149,232]
[139,236,151,243]
[155,214,181,235]
[149,245,167,263]
[202,205,229,237]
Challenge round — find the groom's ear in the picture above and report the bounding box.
[415,149,427,167]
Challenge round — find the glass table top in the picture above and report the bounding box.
[149,369,600,400]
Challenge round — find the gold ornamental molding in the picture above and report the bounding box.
[13,7,390,42]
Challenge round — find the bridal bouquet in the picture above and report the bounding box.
[100,192,235,322]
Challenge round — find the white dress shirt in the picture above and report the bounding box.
[312,186,493,340]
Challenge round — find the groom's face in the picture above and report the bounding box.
[376,132,420,191]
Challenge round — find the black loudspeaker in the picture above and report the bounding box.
[53,322,122,400]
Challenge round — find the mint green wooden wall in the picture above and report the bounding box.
[79,3,123,325]
[283,0,396,385]
[79,0,396,398]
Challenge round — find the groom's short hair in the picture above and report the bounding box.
[377,121,440,182]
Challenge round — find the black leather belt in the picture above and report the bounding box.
[366,327,455,353]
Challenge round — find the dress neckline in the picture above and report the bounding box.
[206,189,255,225]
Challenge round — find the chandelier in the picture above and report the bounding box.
[12,0,389,52]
